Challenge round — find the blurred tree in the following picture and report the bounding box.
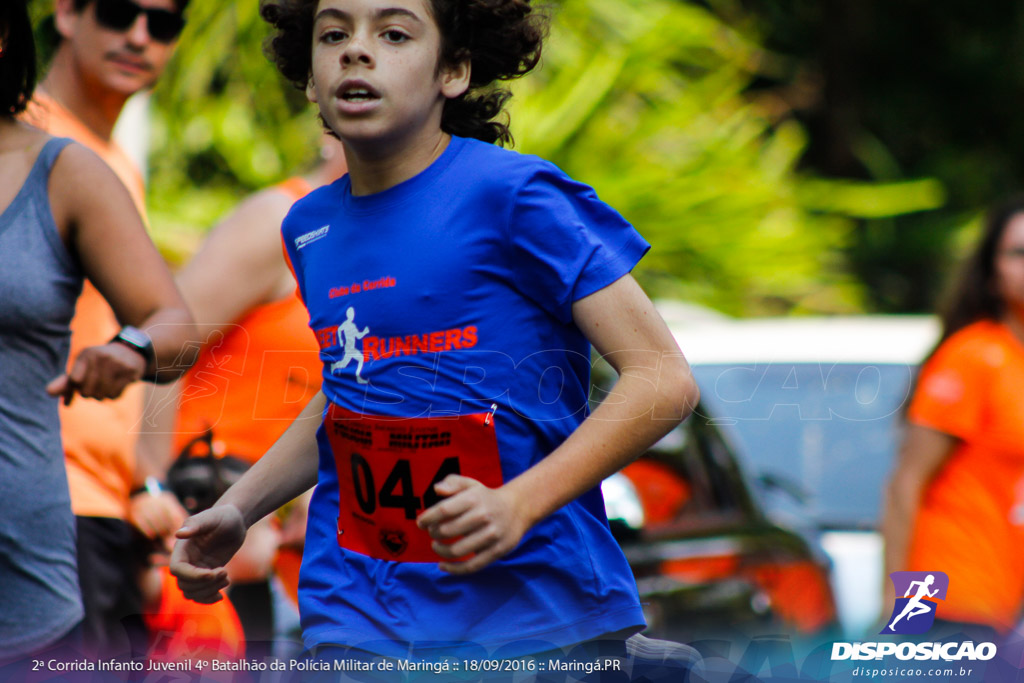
[145,2,324,263]
[738,0,1024,312]
[30,0,945,314]
[509,0,942,314]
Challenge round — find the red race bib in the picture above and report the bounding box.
[324,404,504,562]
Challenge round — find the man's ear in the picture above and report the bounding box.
[306,75,318,104]
[54,0,79,41]
[440,58,471,100]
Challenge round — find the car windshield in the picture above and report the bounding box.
[691,362,916,530]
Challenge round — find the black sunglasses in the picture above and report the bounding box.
[93,0,185,44]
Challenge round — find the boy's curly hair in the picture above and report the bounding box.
[260,0,545,145]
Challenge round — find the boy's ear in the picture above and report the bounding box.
[440,58,471,100]
[306,75,318,104]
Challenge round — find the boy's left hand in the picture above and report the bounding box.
[416,475,528,574]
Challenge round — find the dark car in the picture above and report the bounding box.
[663,312,939,637]
[600,395,838,643]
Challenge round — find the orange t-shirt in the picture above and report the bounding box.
[906,319,1024,630]
[172,179,321,463]
[23,92,148,519]
[144,567,245,662]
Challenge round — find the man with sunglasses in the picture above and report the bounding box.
[22,0,188,662]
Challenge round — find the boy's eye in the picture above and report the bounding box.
[382,29,410,43]
[320,28,348,44]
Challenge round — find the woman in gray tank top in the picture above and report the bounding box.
[0,1,196,666]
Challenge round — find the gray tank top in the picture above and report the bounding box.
[0,137,85,661]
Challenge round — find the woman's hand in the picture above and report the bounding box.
[130,490,188,544]
[46,342,147,405]
[416,475,531,575]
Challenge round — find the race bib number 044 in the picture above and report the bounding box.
[325,404,504,562]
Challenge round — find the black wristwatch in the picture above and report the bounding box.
[110,325,155,374]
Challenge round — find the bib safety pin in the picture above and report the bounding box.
[484,403,498,426]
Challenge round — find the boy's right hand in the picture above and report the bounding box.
[170,506,247,604]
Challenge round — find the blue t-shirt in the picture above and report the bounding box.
[282,135,649,657]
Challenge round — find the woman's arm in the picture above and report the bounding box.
[46,144,195,403]
[880,424,957,613]
[417,274,699,573]
[170,390,324,603]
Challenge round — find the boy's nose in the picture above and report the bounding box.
[342,37,373,66]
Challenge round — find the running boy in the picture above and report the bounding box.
[172,0,700,667]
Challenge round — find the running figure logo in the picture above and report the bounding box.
[330,307,369,384]
[881,571,949,635]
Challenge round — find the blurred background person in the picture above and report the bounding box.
[139,140,347,659]
[883,196,1024,639]
[142,440,249,663]
[0,0,193,668]
[22,0,192,660]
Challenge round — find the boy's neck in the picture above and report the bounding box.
[40,47,130,142]
[344,131,452,196]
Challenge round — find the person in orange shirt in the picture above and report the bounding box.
[140,141,347,659]
[22,0,190,660]
[884,196,1024,638]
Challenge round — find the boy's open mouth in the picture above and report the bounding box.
[338,81,381,103]
[342,88,377,102]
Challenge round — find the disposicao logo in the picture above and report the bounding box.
[881,571,948,635]
[831,570,997,664]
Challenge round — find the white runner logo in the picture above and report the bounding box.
[330,307,369,384]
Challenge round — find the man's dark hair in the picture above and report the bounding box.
[260,0,545,145]
[0,0,37,116]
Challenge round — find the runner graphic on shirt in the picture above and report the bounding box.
[330,307,369,384]
[888,574,939,631]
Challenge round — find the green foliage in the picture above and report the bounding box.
[146,2,324,263]
[107,0,942,311]
[508,0,944,314]
[741,0,1024,312]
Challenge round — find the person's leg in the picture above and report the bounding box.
[512,631,703,683]
[228,579,276,662]
[623,633,704,683]
[75,516,149,660]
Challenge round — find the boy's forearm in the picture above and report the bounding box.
[218,391,325,527]
[505,366,697,528]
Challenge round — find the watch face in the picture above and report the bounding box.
[118,326,150,349]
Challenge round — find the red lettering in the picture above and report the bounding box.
[394,337,411,356]
[410,334,429,354]
[429,331,444,353]
[462,326,478,348]
[315,328,337,349]
[444,328,462,350]
[379,338,395,359]
[363,337,379,361]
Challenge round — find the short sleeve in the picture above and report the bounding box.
[507,164,650,323]
[908,333,988,441]
[280,204,309,307]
